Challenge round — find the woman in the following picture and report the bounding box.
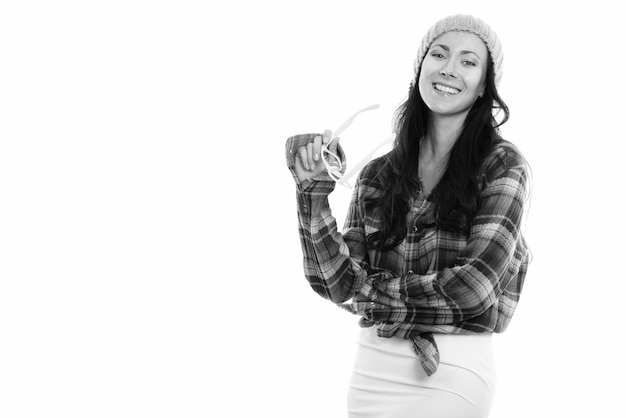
[285,14,530,418]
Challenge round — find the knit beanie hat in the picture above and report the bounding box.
[413,14,503,87]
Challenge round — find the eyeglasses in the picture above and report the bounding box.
[321,104,396,188]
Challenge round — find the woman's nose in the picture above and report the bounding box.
[439,61,457,78]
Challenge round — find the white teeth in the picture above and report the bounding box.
[434,83,460,94]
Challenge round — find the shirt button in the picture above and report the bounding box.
[411,226,419,232]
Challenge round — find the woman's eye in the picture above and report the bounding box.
[431,52,445,59]
[463,60,477,67]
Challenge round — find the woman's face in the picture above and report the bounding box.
[418,31,489,118]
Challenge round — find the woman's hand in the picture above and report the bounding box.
[352,292,371,303]
[293,129,337,183]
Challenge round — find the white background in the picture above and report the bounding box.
[1,1,624,417]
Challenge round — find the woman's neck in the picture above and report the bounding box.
[417,113,466,196]
[422,112,465,162]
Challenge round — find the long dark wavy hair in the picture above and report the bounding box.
[365,55,509,250]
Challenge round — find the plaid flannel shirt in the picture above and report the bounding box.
[286,133,530,376]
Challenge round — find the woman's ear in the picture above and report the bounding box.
[478,85,485,99]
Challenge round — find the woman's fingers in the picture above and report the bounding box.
[297,145,310,171]
[353,292,370,303]
[293,131,337,183]
[313,135,322,163]
[323,129,332,145]
[304,135,324,171]
[297,135,323,173]
[306,141,315,170]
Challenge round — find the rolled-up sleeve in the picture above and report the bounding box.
[286,134,369,303]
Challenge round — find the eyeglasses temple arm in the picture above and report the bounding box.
[332,104,380,139]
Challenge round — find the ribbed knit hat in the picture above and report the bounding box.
[413,14,503,87]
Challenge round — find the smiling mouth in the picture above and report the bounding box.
[433,83,461,95]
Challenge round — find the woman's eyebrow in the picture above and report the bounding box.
[430,44,482,60]
[461,50,482,60]
[430,44,449,51]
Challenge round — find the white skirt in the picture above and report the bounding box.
[347,327,497,418]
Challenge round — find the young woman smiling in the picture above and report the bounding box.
[286,14,530,418]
